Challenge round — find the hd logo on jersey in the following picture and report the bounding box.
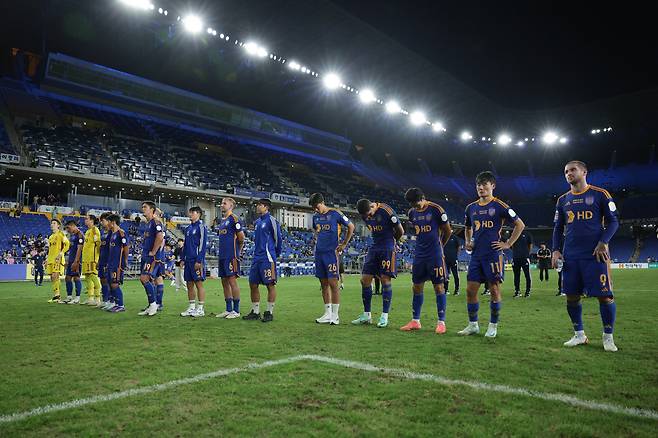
[474,220,494,231]
[566,210,593,223]
[369,224,384,232]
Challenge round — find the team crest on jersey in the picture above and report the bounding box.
[488,208,496,217]
[426,213,432,220]
[376,216,382,222]
[224,221,229,226]
[585,196,594,205]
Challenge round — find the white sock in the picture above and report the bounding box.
[197,302,204,310]
[252,302,260,314]
[364,311,371,318]
[413,318,420,323]
[381,312,389,320]
[331,304,339,315]
[267,302,275,313]
[188,300,196,309]
[324,303,331,313]
[575,330,585,337]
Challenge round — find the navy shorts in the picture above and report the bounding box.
[249,260,277,285]
[107,267,124,285]
[184,260,206,282]
[562,258,613,297]
[141,256,164,279]
[362,249,397,278]
[66,261,80,277]
[99,264,108,280]
[467,253,504,284]
[412,256,447,285]
[218,257,240,278]
[315,251,339,279]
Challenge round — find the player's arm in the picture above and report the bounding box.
[439,222,452,247]
[72,234,83,271]
[121,238,130,269]
[463,207,474,251]
[338,222,355,254]
[494,218,525,250]
[274,220,283,258]
[593,193,620,262]
[150,226,164,257]
[551,200,565,267]
[195,225,207,269]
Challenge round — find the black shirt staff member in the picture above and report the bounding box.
[511,231,533,297]
[537,243,552,282]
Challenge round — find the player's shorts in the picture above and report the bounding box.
[98,264,108,280]
[218,257,240,278]
[249,260,277,285]
[467,253,504,284]
[141,256,164,279]
[107,267,124,285]
[82,261,98,275]
[184,260,206,282]
[66,261,81,277]
[362,249,397,278]
[562,258,613,297]
[315,251,339,279]
[412,256,447,285]
[46,262,64,275]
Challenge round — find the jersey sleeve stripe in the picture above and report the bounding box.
[494,198,510,209]
[427,201,446,213]
[590,186,612,198]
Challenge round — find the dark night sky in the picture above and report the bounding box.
[330,0,658,109]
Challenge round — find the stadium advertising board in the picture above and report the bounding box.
[0,153,20,164]
[610,263,649,269]
[271,192,310,205]
[234,187,271,199]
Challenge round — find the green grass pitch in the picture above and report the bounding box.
[0,270,657,436]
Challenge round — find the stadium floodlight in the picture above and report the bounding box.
[481,137,486,141]
[288,61,301,71]
[323,73,341,90]
[182,15,203,34]
[119,0,153,10]
[385,100,402,114]
[432,121,446,132]
[410,111,426,126]
[244,42,268,58]
[591,129,597,134]
[498,133,512,146]
[559,137,568,144]
[516,141,525,147]
[542,131,559,145]
[359,88,376,104]
[460,131,473,141]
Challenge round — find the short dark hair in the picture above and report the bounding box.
[404,187,425,204]
[87,214,98,225]
[356,199,371,215]
[107,214,121,225]
[189,206,203,215]
[476,171,496,185]
[51,218,61,225]
[309,193,325,207]
[256,198,272,209]
[177,238,184,243]
[65,219,77,226]
[142,201,157,211]
[566,160,587,171]
[100,212,111,220]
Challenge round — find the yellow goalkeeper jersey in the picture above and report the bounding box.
[82,226,101,263]
[47,231,70,265]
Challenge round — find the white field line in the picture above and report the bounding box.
[1,354,657,425]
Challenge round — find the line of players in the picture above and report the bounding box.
[43,160,619,351]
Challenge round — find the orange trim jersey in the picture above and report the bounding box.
[464,197,520,258]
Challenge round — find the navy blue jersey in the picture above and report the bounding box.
[107,229,129,269]
[408,201,448,260]
[464,198,520,258]
[252,213,282,263]
[363,203,399,251]
[218,213,242,260]
[67,230,84,263]
[98,229,111,267]
[142,219,164,259]
[183,220,207,263]
[313,209,351,253]
[552,185,619,259]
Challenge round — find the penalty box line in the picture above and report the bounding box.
[1,354,657,424]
